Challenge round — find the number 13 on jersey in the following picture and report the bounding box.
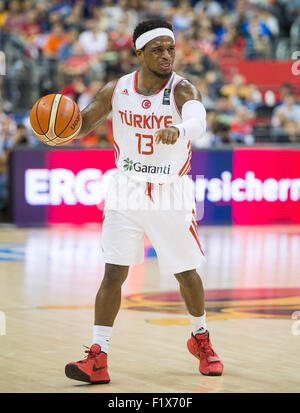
[136,133,154,155]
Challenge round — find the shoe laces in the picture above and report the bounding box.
[78,345,99,363]
[195,334,214,357]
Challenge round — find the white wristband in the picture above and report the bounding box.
[172,123,186,139]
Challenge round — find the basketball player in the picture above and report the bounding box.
[65,19,223,384]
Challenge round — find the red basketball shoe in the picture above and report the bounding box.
[65,344,110,384]
[187,331,223,376]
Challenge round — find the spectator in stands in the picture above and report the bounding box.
[233,0,247,32]
[78,18,108,56]
[241,11,272,59]
[48,0,72,19]
[60,41,91,79]
[272,93,300,138]
[195,0,223,18]
[42,23,69,59]
[20,10,42,44]
[118,0,139,31]
[77,80,103,111]
[257,5,279,37]
[284,0,300,22]
[101,0,126,28]
[109,21,132,50]
[73,79,110,147]
[0,115,16,148]
[184,49,213,77]
[106,47,137,78]
[172,47,186,76]
[59,75,87,103]
[243,84,262,113]
[48,11,64,31]
[0,76,12,112]
[69,77,108,147]
[3,0,26,34]
[269,0,290,37]
[194,27,216,57]
[89,51,108,82]
[282,119,300,142]
[13,122,30,146]
[0,120,30,219]
[78,121,109,147]
[205,70,224,101]
[215,26,245,61]
[0,103,9,124]
[101,0,138,32]
[211,121,236,145]
[279,83,294,103]
[84,122,110,147]
[64,3,85,32]
[215,93,235,124]
[230,105,255,144]
[0,115,16,214]
[96,37,120,77]
[0,0,8,27]
[58,28,80,61]
[214,15,235,47]
[140,0,164,21]
[36,0,51,33]
[172,1,194,33]
[90,6,110,32]
[220,74,249,107]
[192,77,215,110]
[175,31,196,62]
[0,148,8,210]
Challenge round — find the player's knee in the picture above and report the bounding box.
[102,264,129,288]
[174,269,200,288]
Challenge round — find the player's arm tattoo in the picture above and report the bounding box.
[174,80,202,116]
[74,79,118,140]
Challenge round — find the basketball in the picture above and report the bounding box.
[30,94,82,146]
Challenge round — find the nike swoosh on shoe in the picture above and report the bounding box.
[93,364,106,372]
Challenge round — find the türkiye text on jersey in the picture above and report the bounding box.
[118,110,173,129]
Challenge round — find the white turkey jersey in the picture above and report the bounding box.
[111,70,192,184]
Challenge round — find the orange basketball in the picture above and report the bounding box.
[30,94,82,146]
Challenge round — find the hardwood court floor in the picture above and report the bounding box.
[0,224,300,393]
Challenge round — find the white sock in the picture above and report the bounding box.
[93,325,112,354]
[189,312,207,335]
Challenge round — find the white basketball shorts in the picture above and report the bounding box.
[101,169,206,275]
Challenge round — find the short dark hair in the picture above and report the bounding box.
[133,19,173,49]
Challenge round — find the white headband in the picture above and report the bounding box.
[135,28,175,50]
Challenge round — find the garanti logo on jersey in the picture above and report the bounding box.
[123,158,134,171]
[123,158,170,174]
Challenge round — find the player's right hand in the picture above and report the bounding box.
[154,126,179,145]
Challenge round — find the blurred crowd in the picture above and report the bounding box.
[1,0,300,218]
[0,0,300,182]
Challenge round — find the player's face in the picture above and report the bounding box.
[139,36,175,79]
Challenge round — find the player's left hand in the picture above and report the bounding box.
[154,126,179,145]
